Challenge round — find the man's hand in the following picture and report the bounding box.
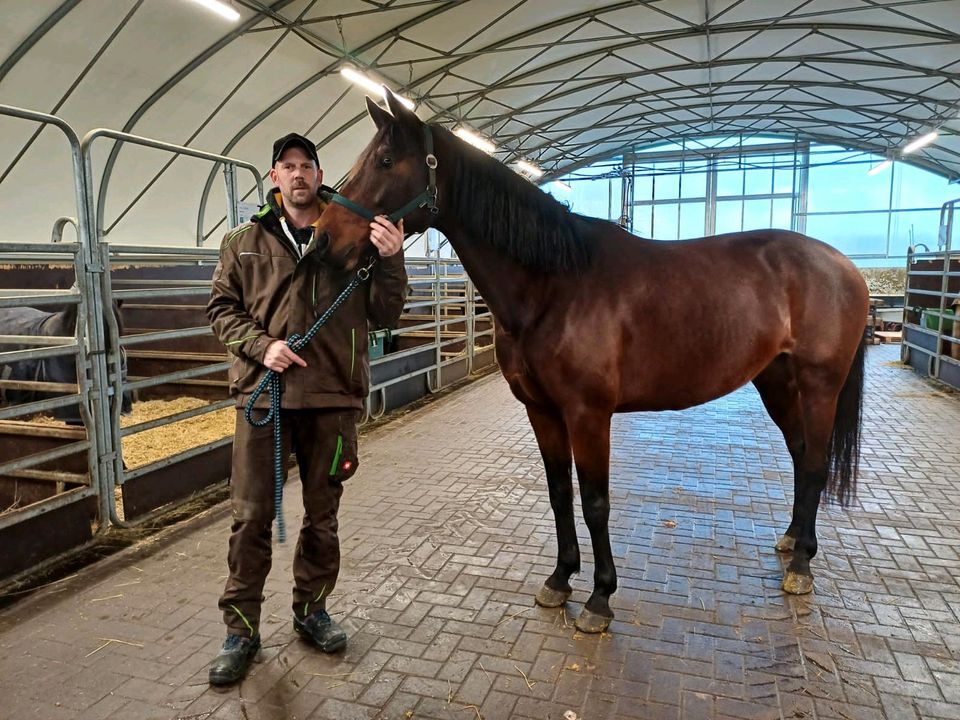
[369,216,404,257]
[263,340,307,372]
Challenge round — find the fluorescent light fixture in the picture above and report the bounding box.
[515,160,543,178]
[189,0,240,21]
[867,159,892,176]
[553,180,572,192]
[903,131,938,154]
[339,66,415,110]
[454,127,497,154]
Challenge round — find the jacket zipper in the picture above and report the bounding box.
[350,328,356,380]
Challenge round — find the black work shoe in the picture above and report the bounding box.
[208,633,260,686]
[294,609,347,653]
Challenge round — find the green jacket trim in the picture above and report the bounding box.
[225,333,260,347]
[223,224,252,248]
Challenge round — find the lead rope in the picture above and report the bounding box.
[244,257,377,543]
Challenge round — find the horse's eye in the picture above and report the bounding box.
[380,156,393,168]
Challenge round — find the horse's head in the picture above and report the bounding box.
[317,90,440,271]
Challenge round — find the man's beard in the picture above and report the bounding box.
[284,185,315,209]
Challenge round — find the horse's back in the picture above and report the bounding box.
[556,225,868,411]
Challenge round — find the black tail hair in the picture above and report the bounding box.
[825,341,865,506]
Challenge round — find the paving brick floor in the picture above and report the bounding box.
[0,344,958,720]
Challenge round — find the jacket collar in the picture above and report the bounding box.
[253,186,334,259]
[255,186,332,227]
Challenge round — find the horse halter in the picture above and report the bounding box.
[320,124,439,225]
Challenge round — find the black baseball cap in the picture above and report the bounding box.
[271,133,319,167]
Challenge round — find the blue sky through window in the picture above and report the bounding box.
[542,136,959,267]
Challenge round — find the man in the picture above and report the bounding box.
[206,133,407,685]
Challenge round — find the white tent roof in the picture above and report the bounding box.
[1,0,959,246]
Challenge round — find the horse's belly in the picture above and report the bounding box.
[616,344,779,412]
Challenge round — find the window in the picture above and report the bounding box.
[562,135,955,266]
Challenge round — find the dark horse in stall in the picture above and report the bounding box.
[0,301,132,424]
[316,92,868,633]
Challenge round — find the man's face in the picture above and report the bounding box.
[269,146,322,209]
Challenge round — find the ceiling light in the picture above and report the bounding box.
[553,180,572,192]
[339,66,415,110]
[515,160,543,178]
[454,127,496,154]
[867,159,892,176]
[902,131,938,154]
[188,0,240,21]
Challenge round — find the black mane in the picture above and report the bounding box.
[438,126,593,274]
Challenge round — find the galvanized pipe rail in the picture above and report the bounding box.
[902,197,960,383]
[0,104,114,538]
[0,105,497,577]
[80,129,264,247]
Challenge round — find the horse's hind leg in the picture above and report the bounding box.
[526,406,579,609]
[752,354,805,554]
[781,369,846,595]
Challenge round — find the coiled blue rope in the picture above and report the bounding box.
[244,258,376,543]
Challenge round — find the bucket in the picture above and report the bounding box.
[921,308,955,334]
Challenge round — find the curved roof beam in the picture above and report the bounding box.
[519,99,934,159]
[94,0,298,235]
[308,20,960,178]
[491,78,935,145]
[532,102,936,159]
[0,0,82,83]
[556,128,957,183]
[200,13,960,233]
[417,22,960,125]
[457,57,959,139]
[196,0,464,240]
[540,113,958,180]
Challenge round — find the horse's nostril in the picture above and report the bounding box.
[316,231,330,253]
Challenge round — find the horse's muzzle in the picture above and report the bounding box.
[314,230,330,255]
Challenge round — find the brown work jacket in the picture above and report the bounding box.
[207,189,407,410]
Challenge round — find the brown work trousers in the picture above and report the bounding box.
[218,407,359,636]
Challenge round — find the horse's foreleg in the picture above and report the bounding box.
[568,410,616,633]
[526,406,578,608]
[782,388,837,595]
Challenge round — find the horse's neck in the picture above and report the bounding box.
[437,222,546,334]
[46,304,79,336]
[49,305,80,336]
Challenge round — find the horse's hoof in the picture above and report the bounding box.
[574,608,612,634]
[535,584,571,608]
[781,569,814,595]
[775,534,796,553]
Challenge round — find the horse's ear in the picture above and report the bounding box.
[366,96,394,130]
[384,88,420,129]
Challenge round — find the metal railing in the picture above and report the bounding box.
[902,197,960,384]
[80,128,264,247]
[0,104,116,534]
[0,106,498,581]
[365,258,494,421]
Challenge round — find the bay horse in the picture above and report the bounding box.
[316,92,868,633]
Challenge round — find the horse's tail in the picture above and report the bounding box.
[825,340,865,506]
